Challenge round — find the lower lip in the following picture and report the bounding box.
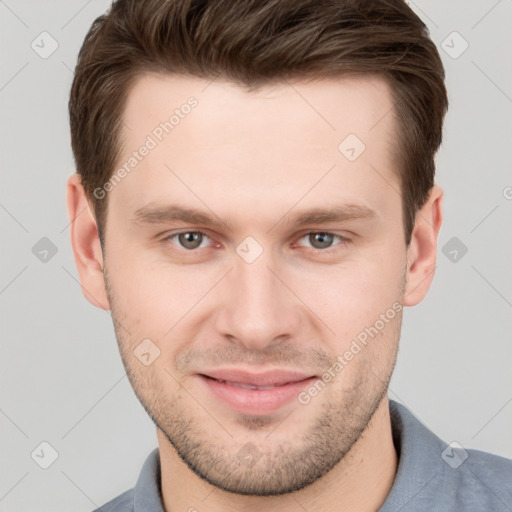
[198,375,317,415]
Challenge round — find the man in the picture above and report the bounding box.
[66,0,512,510]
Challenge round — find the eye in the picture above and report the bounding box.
[297,232,346,251]
[163,230,348,253]
[166,231,212,250]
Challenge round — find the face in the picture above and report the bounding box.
[100,74,408,495]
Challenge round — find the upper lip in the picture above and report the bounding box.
[199,369,315,387]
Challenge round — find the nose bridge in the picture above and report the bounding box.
[215,247,299,349]
[236,255,278,309]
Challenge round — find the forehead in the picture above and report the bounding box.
[121,72,395,144]
[110,72,400,228]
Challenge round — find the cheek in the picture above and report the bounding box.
[289,249,405,337]
[106,247,220,338]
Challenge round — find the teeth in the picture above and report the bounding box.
[221,380,277,390]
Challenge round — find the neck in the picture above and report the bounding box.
[158,396,397,512]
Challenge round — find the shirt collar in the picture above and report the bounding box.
[133,446,164,511]
[379,399,453,511]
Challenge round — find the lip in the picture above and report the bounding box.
[197,369,317,415]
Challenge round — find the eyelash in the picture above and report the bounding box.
[163,230,350,254]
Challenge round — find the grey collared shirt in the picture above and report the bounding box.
[92,399,512,511]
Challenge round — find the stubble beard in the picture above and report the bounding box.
[104,266,402,496]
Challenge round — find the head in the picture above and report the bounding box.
[67,0,447,496]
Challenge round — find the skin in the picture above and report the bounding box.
[67,73,442,512]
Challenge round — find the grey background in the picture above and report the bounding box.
[1,1,511,510]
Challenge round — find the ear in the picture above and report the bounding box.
[66,174,110,310]
[403,185,443,306]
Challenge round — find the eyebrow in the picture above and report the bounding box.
[284,204,377,227]
[132,205,233,231]
[131,203,377,231]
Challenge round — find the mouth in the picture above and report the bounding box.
[196,369,317,415]
[205,378,286,390]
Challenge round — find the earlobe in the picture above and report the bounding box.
[66,174,110,310]
[403,185,443,307]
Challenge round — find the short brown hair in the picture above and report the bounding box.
[69,0,448,245]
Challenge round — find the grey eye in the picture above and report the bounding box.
[177,232,205,250]
[308,232,336,249]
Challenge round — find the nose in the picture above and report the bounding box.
[214,250,302,352]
